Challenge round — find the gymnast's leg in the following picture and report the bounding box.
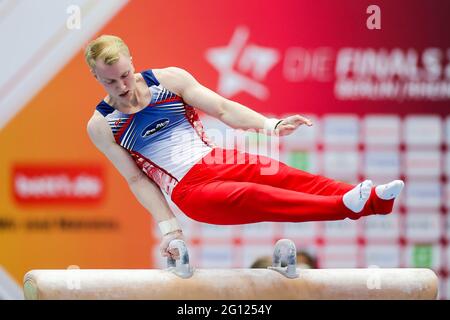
[200,148,403,216]
[172,179,366,225]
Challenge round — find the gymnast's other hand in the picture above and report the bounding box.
[159,230,184,259]
[276,115,313,136]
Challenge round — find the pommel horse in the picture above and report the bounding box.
[23,239,438,300]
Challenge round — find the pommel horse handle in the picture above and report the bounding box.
[166,239,194,278]
[268,239,299,278]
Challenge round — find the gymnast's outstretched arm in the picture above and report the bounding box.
[153,67,313,135]
[86,110,183,258]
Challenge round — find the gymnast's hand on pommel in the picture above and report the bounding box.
[274,115,313,136]
[159,230,184,259]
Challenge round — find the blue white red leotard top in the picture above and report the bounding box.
[95,69,215,196]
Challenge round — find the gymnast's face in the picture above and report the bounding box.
[93,54,137,102]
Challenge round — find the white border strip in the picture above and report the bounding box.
[0,0,129,130]
[0,266,23,300]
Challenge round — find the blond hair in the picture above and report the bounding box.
[84,35,131,70]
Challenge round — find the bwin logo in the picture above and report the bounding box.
[142,119,170,137]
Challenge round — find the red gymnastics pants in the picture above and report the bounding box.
[171,148,395,225]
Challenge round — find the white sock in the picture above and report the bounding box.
[343,180,373,213]
[375,180,405,200]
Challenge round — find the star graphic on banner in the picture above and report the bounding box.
[205,26,280,100]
